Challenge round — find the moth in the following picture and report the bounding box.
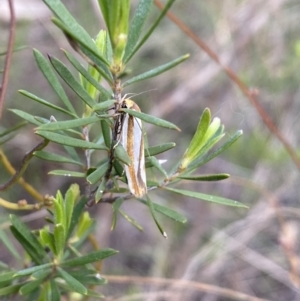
[120,99,147,197]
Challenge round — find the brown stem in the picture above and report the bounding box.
[0,0,16,118]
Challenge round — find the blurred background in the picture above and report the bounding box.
[1,0,300,300]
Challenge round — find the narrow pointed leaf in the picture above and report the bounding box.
[139,199,187,223]
[181,108,211,169]
[188,130,243,170]
[95,177,107,202]
[37,116,102,131]
[50,280,60,301]
[49,170,86,178]
[0,121,27,138]
[164,187,248,208]
[123,54,189,87]
[101,119,112,148]
[179,173,230,181]
[33,49,76,115]
[43,0,109,66]
[49,56,95,108]
[92,99,115,111]
[10,227,43,265]
[0,271,15,284]
[87,161,109,184]
[146,195,167,238]
[64,184,79,232]
[19,90,76,118]
[40,229,56,255]
[114,143,132,166]
[20,269,49,295]
[64,50,111,100]
[0,283,23,296]
[9,109,42,126]
[67,196,87,239]
[57,267,87,295]
[121,108,180,131]
[14,263,53,277]
[10,215,48,260]
[118,209,143,231]
[148,156,167,177]
[36,130,107,150]
[61,249,118,267]
[124,0,154,62]
[0,229,21,259]
[124,0,177,63]
[54,224,65,258]
[34,151,83,166]
[146,142,175,157]
[111,198,123,230]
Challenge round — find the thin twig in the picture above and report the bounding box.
[0,139,49,192]
[0,0,16,118]
[103,274,270,301]
[154,0,300,171]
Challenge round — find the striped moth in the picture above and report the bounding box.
[120,99,147,197]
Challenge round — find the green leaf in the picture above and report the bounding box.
[101,119,112,148]
[188,130,243,170]
[40,229,56,255]
[10,227,42,265]
[124,0,177,63]
[92,99,115,112]
[52,195,64,230]
[98,0,130,54]
[20,269,49,295]
[19,90,76,118]
[71,274,106,285]
[36,130,108,150]
[118,209,144,231]
[0,229,21,259]
[0,283,23,296]
[148,156,167,177]
[84,289,105,299]
[179,173,230,181]
[61,249,118,267]
[67,196,87,240]
[10,215,48,261]
[164,187,248,208]
[95,177,107,202]
[9,109,42,126]
[43,0,109,66]
[14,263,53,277]
[57,267,87,295]
[146,142,175,157]
[33,49,77,115]
[146,195,167,238]
[50,280,60,301]
[121,108,180,131]
[54,224,65,259]
[64,50,111,100]
[0,271,15,284]
[138,199,187,223]
[111,198,123,230]
[37,116,103,131]
[114,143,132,166]
[34,151,83,166]
[123,54,189,87]
[180,108,211,170]
[0,121,27,138]
[123,0,154,62]
[49,170,86,178]
[64,184,80,233]
[87,161,109,185]
[49,56,95,108]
